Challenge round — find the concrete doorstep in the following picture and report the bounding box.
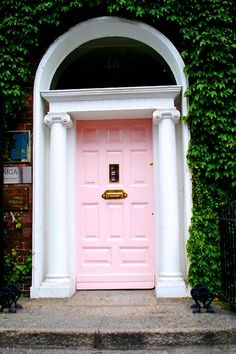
[0,290,235,350]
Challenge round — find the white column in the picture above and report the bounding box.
[40,112,74,297]
[153,109,187,297]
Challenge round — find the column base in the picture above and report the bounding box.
[36,277,75,298]
[155,275,189,297]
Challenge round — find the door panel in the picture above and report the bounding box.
[77,119,154,289]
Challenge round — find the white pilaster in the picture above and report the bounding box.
[153,109,187,297]
[39,113,74,297]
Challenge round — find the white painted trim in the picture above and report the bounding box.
[41,86,182,101]
[31,16,191,298]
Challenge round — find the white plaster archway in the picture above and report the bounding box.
[31,17,192,298]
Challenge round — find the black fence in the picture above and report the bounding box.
[219,201,236,311]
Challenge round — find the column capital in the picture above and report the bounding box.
[153,109,180,126]
[44,113,73,128]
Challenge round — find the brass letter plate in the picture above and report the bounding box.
[102,189,128,200]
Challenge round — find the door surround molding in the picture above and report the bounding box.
[41,85,182,120]
[31,17,192,298]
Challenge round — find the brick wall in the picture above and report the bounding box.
[3,90,33,295]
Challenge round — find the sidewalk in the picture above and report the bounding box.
[0,290,235,350]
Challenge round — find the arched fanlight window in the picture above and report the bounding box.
[51,37,175,89]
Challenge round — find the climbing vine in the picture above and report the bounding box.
[0,0,235,293]
[4,247,32,290]
[3,213,32,292]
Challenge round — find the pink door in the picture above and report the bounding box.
[76,119,154,289]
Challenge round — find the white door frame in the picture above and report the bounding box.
[31,17,192,298]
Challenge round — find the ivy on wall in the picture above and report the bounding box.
[0,0,235,293]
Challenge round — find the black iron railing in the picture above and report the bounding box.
[219,201,236,310]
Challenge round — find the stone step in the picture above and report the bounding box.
[0,291,235,350]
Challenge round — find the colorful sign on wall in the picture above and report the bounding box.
[4,131,31,163]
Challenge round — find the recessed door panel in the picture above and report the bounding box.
[82,151,99,185]
[77,119,154,289]
[107,203,124,240]
[131,150,147,185]
[131,203,149,240]
[81,203,99,240]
